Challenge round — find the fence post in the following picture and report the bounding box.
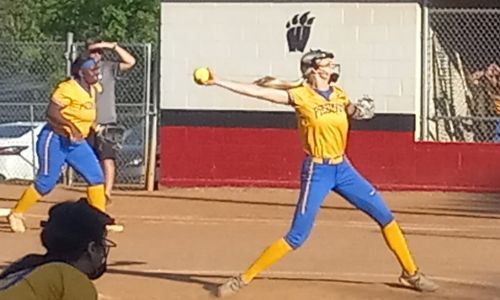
[64,32,74,78]
[421,2,429,141]
[30,104,36,179]
[64,32,75,186]
[144,43,157,191]
[143,44,151,188]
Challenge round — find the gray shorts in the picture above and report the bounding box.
[87,127,118,161]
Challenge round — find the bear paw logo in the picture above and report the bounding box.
[286,11,315,53]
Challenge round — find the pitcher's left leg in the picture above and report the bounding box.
[334,160,438,292]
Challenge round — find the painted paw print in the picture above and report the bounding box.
[286,11,315,53]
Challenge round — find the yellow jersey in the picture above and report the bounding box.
[289,84,350,161]
[0,262,97,300]
[50,79,102,138]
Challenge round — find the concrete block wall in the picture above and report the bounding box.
[160,2,421,114]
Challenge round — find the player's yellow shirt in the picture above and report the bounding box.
[50,79,102,138]
[289,84,350,161]
[0,262,97,300]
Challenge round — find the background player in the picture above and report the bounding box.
[6,56,122,233]
[85,38,136,203]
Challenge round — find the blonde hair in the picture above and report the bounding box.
[253,76,304,90]
[253,67,318,90]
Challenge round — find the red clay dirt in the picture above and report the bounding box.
[1,184,499,300]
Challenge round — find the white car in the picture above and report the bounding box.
[0,122,46,181]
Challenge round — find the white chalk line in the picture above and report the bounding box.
[113,215,500,233]
[6,212,500,233]
[108,266,500,289]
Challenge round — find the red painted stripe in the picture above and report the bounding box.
[160,126,500,192]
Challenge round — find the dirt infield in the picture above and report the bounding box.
[1,184,499,300]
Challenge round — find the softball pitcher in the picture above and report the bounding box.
[6,56,123,233]
[195,49,439,297]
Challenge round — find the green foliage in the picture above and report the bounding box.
[0,0,158,104]
[0,0,160,43]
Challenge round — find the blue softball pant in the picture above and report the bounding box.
[34,125,104,195]
[284,156,394,249]
[495,119,500,143]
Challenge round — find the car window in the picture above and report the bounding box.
[0,126,34,138]
[123,126,143,146]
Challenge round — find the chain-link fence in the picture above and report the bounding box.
[423,7,500,143]
[0,39,157,189]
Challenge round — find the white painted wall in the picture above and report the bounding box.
[160,2,421,113]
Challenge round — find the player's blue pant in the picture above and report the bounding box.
[34,125,104,195]
[284,156,394,249]
[495,119,500,143]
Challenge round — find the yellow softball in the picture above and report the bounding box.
[193,67,211,84]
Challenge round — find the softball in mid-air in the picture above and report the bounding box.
[193,67,211,84]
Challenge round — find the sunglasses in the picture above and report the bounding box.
[317,51,334,59]
[103,238,117,256]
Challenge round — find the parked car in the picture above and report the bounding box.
[0,122,46,181]
[0,121,159,186]
[116,124,145,183]
[116,123,159,185]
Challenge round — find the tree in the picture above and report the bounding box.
[0,0,159,105]
[0,0,160,43]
